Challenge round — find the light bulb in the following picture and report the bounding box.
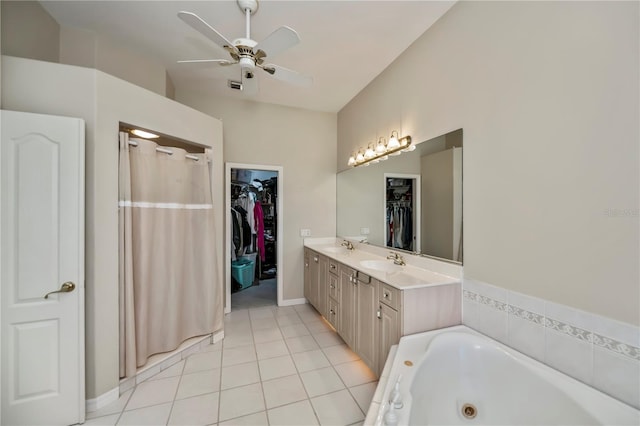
[388,131,400,150]
[356,151,365,163]
[347,155,356,166]
[364,145,375,159]
[376,138,387,154]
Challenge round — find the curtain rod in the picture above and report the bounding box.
[128,140,200,161]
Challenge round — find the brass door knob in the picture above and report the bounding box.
[44,281,76,299]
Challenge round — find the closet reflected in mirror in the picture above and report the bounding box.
[337,128,463,264]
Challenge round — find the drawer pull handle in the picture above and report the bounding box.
[383,292,390,299]
[330,265,336,270]
[314,256,319,262]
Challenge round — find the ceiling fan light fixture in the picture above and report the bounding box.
[177,1,311,93]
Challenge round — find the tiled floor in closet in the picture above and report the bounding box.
[85,295,377,425]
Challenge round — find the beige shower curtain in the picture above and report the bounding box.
[119,133,222,378]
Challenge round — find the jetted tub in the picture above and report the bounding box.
[372,326,639,425]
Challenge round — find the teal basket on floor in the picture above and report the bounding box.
[231,258,255,289]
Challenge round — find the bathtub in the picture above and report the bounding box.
[371,326,639,425]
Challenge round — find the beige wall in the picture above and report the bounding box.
[176,93,337,301]
[338,1,639,325]
[2,56,224,399]
[1,2,169,98]
[1,1,59,62]
[59,26,168,97]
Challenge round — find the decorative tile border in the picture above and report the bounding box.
[507,305,544,325]
[464,289,640,361]
[592,333,640,361]
[544,318,592,343]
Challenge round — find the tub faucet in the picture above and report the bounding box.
[341,240,354,251]
[387,252,406,266]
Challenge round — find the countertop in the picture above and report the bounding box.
[304,240,460,290]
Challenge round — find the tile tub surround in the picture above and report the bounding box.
[462,277,640,409]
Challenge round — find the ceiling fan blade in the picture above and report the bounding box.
[254,26,300,60]
[178,11,238,54]
[177,59,235,66]
[261,64,313,87]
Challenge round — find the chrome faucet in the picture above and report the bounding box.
[387,252,406,266]
[341,240,355,251]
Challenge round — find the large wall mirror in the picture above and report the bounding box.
[337,129,463,264]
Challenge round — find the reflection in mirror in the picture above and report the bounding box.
[337,129,463,263]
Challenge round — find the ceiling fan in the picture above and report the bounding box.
[177,0,312,94]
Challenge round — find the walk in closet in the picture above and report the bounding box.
[230,168,278,308]
[385,175,419,252]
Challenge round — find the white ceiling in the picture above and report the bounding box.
[40,1,455,113]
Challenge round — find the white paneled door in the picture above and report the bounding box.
[1,110,85,425]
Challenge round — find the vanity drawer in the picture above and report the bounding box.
[328,273,339,300]
[379,283,400,310]
[328,260,339,276]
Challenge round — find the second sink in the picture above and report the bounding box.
[359,259,403,273]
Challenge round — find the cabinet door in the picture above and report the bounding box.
[327,297,340,330]
[303,249,311,302]
[338,265,356,348]
[318,255,328,317]
[378,303,400,376]
[309,251,319,308]
[356,278,378,373]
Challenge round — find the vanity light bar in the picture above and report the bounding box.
[348,134,412,167]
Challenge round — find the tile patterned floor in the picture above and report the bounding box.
[85,303,377,425]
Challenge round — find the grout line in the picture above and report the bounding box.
[165,358,187,425]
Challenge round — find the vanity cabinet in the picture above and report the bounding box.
[303,248,461,378]
[317,255,328,319]
[377,285,400,375]
[338,264,357,348]
[356,276,379,372]
[338,264,378,373]
[326,259,340,328]
[303,249,319,308]
[304,248,329,316]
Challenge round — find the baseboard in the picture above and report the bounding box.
[85,386,119,413]
[212,329,224,344]
[279,298,307,307]
[88,332,221,413]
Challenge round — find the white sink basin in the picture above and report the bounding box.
[359,259,403,273]
[322,246,350,255]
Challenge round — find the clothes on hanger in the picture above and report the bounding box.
[386,203,413,251]
[254,201,265,261]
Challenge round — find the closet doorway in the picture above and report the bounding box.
[225,163,283,313]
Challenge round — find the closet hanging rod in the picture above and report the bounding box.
[128,140,200,161]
